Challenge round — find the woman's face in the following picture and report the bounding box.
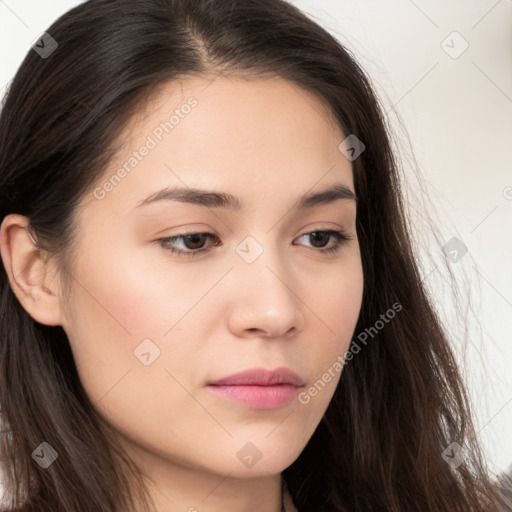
[59,75,363,486]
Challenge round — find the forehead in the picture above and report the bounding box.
[84,74,354,214]
[125,74,345,155]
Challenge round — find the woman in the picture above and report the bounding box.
[0,0,504,510]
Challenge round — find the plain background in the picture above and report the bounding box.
[0,0,511,482]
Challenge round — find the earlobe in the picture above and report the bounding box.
[0,214,64,326]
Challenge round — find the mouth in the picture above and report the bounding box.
[206,367,305,409]
[206,383,302,409]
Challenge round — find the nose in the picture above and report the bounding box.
[226,246,306,339]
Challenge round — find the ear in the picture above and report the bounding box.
[0,214,65,326]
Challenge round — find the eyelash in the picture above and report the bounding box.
[156,229,353,258]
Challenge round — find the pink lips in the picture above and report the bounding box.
[206,367,304,409]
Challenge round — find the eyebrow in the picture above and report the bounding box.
[135,182,357,211]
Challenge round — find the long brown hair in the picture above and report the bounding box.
[0,0,503,510]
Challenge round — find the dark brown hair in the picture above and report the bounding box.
[0,0,503,510]
[495,466,512,511]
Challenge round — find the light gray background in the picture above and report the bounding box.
[1,0,511,481]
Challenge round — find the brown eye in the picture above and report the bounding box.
[158,232,220,256]
[294,229,351,254]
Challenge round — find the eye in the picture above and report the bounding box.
[156,229,353,258]
[157,232,220,257]
[294,229,352,254]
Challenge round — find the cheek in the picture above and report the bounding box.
[60,246,161,403]
[301,254,363,394]
[314,253,364,344]
[66,242,196,339]
[61,242,219,402]
[289,266,363,454]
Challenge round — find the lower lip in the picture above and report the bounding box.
[206,384,301,409]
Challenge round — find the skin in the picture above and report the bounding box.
[0,74,364,512]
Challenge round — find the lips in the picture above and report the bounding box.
[207,367,304,387]
[206,367,305,409]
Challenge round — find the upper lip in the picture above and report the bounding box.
[207,367,304,387]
